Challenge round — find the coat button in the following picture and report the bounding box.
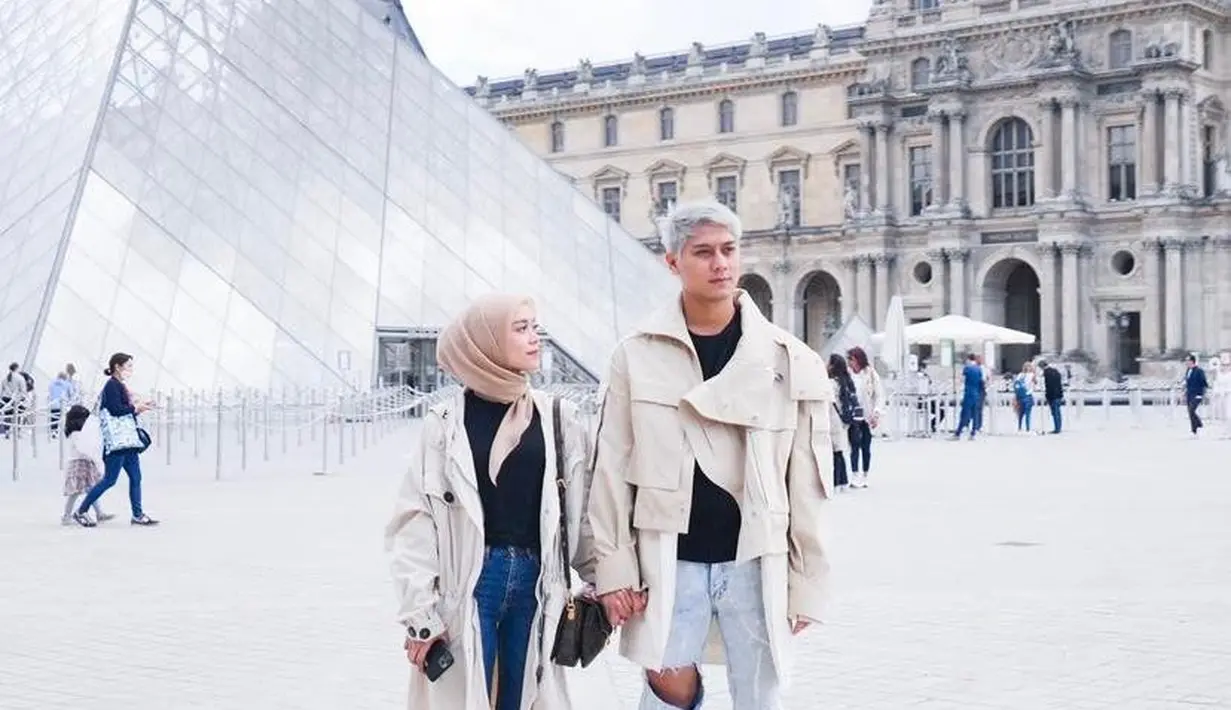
[443,491,455,504]
[419,628,431,640]
[407,625,417,636]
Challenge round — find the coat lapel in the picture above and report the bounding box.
[439,392,485,529]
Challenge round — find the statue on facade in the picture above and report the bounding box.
[688,42,704,67]
[814,23,832,49]
[933,37,969,81]
[1041,19,1081,66]
[630,52,647,75]
[523,68,538,90]
[474,75,490,98]
[577,59,593,83]
[749,32,767,58]
[843,183,859,219]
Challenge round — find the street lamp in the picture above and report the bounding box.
[1106,306,1131,379]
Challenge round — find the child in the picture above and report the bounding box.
[61,405,113,526]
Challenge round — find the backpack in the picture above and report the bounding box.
[1013,377,1028,400]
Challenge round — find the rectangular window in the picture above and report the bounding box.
[781,92,798,127]
[659,108,674,141]
[603,115,618,148]
[777,169,802,227]
[909,146,934,216]
[843,163,862,211]
[601,186,622,222]
[911,0,939,9]
[550,122,564,153]
[655,180,677,214]
[715,175,738,213]
[1203,124,1217,197]
[1107,125,1137,202]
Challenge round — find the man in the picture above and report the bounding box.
[972,355,990,434]
[0,363,23,438]
[1040,360,1064,434]
[588,200,833,709]
[951,354,983,440]
[48,372,71,437]
[1184,354,1209,436]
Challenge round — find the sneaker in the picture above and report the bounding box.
[72,512,96,528]
[96,513,116,523]
[131,515,160,526]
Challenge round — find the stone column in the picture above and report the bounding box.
[860,255,875,323]
[849,256,866,322]
[1163,238,1184,350]
[1163,90,1182,191]
[858,122,874,213]
[1139,91,1159,195]
[1139,239,1164,355]
[948,110,967,212]
[948,248,968,316]
[1060,243,1081,353]
[875,122,892,215]
[874,254,893,328]
[1179,92,1191,191]
[928,111,949,206]
[1060,98,1079,198]
[1033,243,1058,354]
[1037,99,1055,199]
[926,249,948,316]
[1216,238,1231,349]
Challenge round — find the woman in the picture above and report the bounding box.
[72,353,158,527]
[386,294,597,710]
[1014,361,1037,433]
[845,346,883,489]
[827,354,862,491]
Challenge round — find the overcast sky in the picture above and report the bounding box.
[407,1,874,86]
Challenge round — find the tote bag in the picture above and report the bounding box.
[96,395,146,456]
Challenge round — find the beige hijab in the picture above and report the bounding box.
[436,294,536,483]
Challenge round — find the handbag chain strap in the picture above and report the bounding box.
[551,397,576,619]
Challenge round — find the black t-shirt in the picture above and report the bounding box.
[463,390,546,551]
[677,308,744,564]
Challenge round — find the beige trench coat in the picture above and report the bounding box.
[587,291,834,688]
[385,390,596,710]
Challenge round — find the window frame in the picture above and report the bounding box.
[907,144,934,216]
[549,120,564,153]
[1108,30,1133,70]
[775,168,803,227]
[1106,123,1138,202]
[718,98,735,134]
[659,106,675,141]
[714,174,739,213]
[989,117,1036,210]
[599,185,623,223]
[780,91,798,127]
[602,114,619,148]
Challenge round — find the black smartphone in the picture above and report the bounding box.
[423,640,455,682]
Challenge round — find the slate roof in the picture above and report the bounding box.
[467,25,866,99]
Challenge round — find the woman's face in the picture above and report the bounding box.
[114,359,134,381]
[847,355,861,373]
[502,304,541,373]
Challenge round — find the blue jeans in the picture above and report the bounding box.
[474,546,540,710]
[640,559,778,710]
[78,450,143,518]
[1048,399,1063,433]
[955,395,979,436]
[1017,397,1034,430]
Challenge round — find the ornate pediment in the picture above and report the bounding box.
[767,145,812,180]
[590,164,629,187]
[704,152,747,188]
[827,139,859,157]
[644,158,687,180]
[1198,95,1226,119]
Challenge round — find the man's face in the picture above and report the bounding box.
[664,222,740,303]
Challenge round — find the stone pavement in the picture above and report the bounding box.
[1,424,1228,709]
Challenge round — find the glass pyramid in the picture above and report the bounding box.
[0,0,674,392]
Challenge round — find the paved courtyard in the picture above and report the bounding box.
[1,423,1228,709]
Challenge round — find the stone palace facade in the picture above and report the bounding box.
[471,0,1231,374]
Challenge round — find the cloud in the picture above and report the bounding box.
[406,0,873,85]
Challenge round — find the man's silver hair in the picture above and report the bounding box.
[656,200,742,254]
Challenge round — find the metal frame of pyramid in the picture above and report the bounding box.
[0,0,673,393]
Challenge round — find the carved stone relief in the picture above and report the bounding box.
[982,32,1044,77]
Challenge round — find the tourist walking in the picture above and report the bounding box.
[1184,353,1209,436]
[48,372,72,437]
[952,354,983,440]
[846,345,882,488]
[71,353,158,527]
[386,294,599,710]
[1040,360,1064,433]
[828,353,862,491]
[588,201,832,709]
[60,405,113,526]
[1013,361,1037,433]
[1,362,23,438]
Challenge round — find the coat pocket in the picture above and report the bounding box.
[626,379,686,492]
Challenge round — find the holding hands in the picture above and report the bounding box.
[598,588,648,627]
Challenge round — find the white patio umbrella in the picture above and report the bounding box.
[903,314,1036,346]
[879,295,908,374]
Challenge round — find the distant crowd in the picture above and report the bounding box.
[1,361,83,439]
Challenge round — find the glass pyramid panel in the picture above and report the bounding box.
[15,0,675,392]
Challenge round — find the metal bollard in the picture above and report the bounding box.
[193,391,201,458]
[214,391,223,481]
[165,393,173,466]
[338,395,345,466]
[263,392,270,463]
[240,394,248,471]
[316,403,329,476]
[281,388,288,456]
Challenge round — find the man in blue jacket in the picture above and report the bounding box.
[951,354,983,440]
[1184,354,1209,435]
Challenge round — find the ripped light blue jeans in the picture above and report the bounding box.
[639,559,780,710]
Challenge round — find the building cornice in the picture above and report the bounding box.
[490,62,867,122]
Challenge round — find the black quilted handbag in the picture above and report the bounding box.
[548,398,613,668]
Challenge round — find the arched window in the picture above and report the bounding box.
[1109,30,1132,69]
[718,99,735,134]
[603,114,618,147]
[549,121,564,153]
[990,117,1035,209]
[910,58,931,89]
[659,107,675,141]
[780,91,798,127]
